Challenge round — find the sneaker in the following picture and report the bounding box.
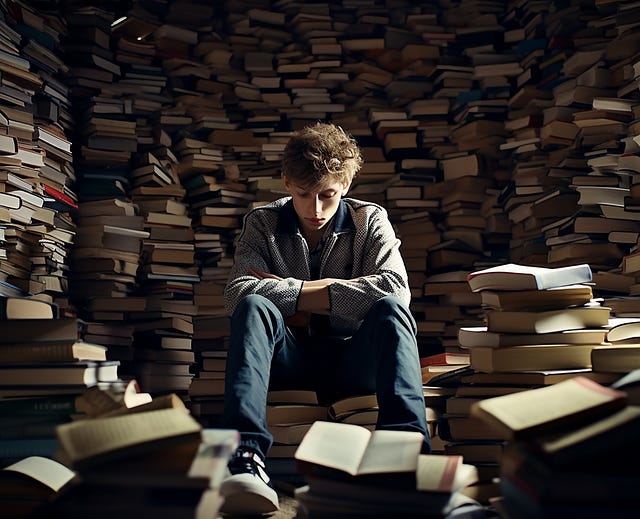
[219,448,279,516]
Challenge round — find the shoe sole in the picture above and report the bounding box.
[219,474,280,516]
[219,492,279,516]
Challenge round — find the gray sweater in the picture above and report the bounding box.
[224,197,411,337]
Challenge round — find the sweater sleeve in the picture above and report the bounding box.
[223,210,303,318]
[327,207,411,323]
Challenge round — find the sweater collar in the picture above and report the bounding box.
[276,198,355,236]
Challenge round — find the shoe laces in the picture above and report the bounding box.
[228,449,272,485]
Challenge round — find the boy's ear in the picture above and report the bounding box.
[341,180,352,196]
[282,174,292,192]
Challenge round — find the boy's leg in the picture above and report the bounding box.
[222,293,307,458]
[221,294,308,515]
[333,296,431,452]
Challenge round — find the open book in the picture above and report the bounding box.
[0,456,77,518]
[55,407,202,471]
[470,376,628,440]
[294,421,424,478]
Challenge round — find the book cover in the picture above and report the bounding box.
[467,263,593,292]
[470,376,627,440]
[485,306,610,334]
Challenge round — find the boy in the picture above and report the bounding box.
[219,122,429,515]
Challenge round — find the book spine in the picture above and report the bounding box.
[0,437,59,462]
[0,343,74,362]
[0,395,79,415]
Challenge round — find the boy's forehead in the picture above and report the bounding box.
[293,179,343,193]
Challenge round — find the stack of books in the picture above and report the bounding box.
[438,262,619,497]
[293,420,483,518]
[471,375,639,517]
[0,313,122,466]
[265,389,329,489]
[46,395,239,518]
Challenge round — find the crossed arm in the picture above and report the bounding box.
[248,267,374,326]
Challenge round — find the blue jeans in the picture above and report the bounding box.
[222,294,430,459]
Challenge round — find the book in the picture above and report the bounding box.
[479,284,594,311]
[327,394,378,422]
[469,344,599,373]
[0,361,120,387]
[460,369,619,387]
[294,480,480,518]
[0,455,77,517]
[0,394,84,417]
[458,326,608,348]
[75,427,239,489]
[484,306,611,334]
[294,420,424,477]
[1,455,76,496]
[591,345,640,373]
[605,317,640,342]
[467,263,593,292]
[533,405,640,466]
[499,441,640,513]
[267,389,319,405]
[55,407,203,471]
[0,340,107,363]
[470,376,627,440]
[266,403,328,426]
[268,423,315,445]
[0,318,79,344]
[298,455,479,508]
[611,369,640,405]
[0,297,56,319]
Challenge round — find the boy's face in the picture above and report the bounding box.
[283,175,350,235]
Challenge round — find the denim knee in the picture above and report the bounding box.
[367,296,417,334]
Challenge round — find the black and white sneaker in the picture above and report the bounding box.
[219,448,279,516]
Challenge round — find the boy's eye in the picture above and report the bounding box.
[296,191,337,199]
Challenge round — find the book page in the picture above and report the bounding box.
[294,421,371,475]
[56,408,202,465]
[416,455,478,493]
[4,456,75,492]
[473,376,627,437]
[357,429,423,475]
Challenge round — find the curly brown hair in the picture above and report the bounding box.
[282,122,363,188]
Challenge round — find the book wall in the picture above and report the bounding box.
[4,0,640,486]
[0,1,124,466]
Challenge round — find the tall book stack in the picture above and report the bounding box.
[0,5,76,309]
[69,198,145,370]
[63,5,141,373]
[264,389,329,489]
[438,262,619,491]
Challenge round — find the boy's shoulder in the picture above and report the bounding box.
[343,197,386,214]
[245,197,290,217]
